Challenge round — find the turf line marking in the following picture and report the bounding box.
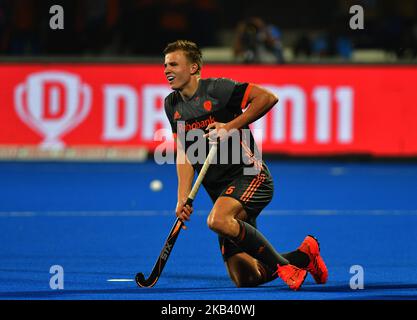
[2,210,417,217]
[107,279,135,282]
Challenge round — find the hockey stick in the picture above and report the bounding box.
[135,143,218,287]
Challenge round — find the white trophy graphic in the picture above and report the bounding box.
[15,71,92,149]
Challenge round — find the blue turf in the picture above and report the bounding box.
[1,160,417,300]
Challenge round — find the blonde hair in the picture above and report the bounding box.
[164,40,203,75]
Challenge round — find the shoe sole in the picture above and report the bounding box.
[306,234,328,284]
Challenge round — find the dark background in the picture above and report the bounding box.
[0,0,416,60]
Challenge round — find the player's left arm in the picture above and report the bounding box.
[205,84,278,140]
[226,84,278,131]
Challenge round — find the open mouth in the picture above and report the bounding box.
[167,75,175,83]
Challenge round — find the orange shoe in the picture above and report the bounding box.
[298,235,328,284]
[275,264,307,291]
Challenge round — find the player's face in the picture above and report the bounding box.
[164,50,194,90]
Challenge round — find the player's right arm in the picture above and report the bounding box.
[175,136,194,228]
[164,94,194,227]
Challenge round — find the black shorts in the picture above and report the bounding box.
[216,170,274,261]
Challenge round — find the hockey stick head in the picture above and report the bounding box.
[135,272,158,288]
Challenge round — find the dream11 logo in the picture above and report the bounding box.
[14,71,92,149]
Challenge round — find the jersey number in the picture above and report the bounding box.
[225,186,235,195]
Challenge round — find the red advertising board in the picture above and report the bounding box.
[1,64,416,156]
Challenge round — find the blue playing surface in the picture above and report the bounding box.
[1,160,417,300]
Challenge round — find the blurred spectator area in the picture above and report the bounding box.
[0,0,416,63]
